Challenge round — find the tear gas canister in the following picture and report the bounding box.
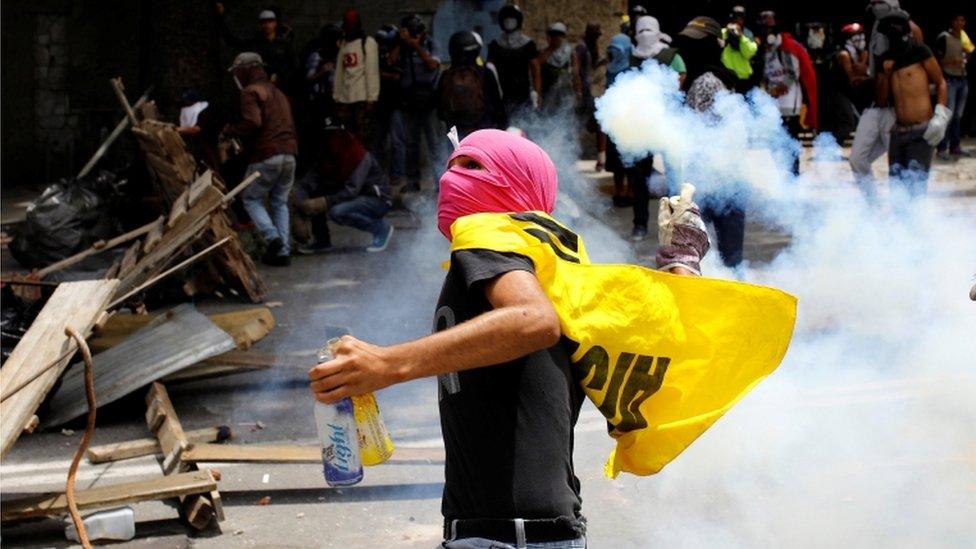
[315,341,364,486]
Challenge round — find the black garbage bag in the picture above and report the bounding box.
[9,170,126,269]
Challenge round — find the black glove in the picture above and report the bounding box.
[727,29,741,49]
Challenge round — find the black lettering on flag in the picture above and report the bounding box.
[509,212,580,252]
[597,352,636,419]
[617,356,670,432]
[572,344,610,390]
[522,228,581,263]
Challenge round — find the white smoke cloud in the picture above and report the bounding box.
[587,56,976,544]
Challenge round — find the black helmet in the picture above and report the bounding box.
[400,14,426,37]
[449,30,482,65]
[498,4,524,31]
[375,24,399,46]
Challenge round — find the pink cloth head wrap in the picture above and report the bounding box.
[437,129,558,240]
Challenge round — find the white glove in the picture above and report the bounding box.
[656,183,710,275]
[923,104,952,146]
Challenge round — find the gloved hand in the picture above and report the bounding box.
[655,183,709,275]
[923,104,952,146]
[726,26,741,49]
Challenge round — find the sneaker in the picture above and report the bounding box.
[263,237,284,259]
[631,225,648,241]
[366,222,394,252]
[295,240,333,255]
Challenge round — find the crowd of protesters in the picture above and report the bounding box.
[175,2,972,269]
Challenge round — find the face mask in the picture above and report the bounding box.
[807,30,825,49]
[501,17,518,32]
[852,34,867,51]
[767,34,781,48]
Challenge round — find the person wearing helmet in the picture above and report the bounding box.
[223,52,298,266]
[488,4,540,113]
[215,3,296,90]
[438,31,506,139]
[729,5,755,41]
[821,22,870,142]
[721,14,760,93]
[534,22,582,113]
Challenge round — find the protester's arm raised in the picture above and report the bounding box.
[309,270,561,403]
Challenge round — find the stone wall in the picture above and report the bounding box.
[34,13,76,180]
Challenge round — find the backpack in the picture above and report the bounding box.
[440,65,486,128]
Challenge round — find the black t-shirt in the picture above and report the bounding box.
[488,40,539,106]
[434,249,585,521]
[885,43,933,72]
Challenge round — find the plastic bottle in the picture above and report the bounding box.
[64,506,135,542]
[351,392,395,465]
[315,340,364,486]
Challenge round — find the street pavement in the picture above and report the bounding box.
[2,143,974,548]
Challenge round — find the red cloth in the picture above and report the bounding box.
[319,129,367,182]
[437,129,558,240]
[779,32,818,129]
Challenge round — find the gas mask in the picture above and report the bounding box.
[851,33,867,52]
[501,17,518,32]
[766,34,782,48]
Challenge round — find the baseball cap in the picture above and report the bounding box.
[548,21,568,35]
[227,52,265,71]
[258,10,276,21]
[679,16,722,39]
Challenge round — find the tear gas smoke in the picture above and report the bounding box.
[589,54,976,544]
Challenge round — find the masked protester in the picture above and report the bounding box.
[438,31,506,139]
[721,17,759,93]
[626,15,686,240]
[849,0,925,202]
[309,129,718,548]
[934,14,972,159]
[488,4,540,113]
[877,13,949,196]
[334,9,380,145]
[822,23,870,142]
[534,22,582,113]
[601,18,633,183]
[675,16,747,269]
[293,119,394,254]
[758,11,818,175]
[223,52,299,266]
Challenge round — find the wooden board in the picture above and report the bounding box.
[183,443,446,464]
[89,307,275,353]
[0,280,119,457]
[87,427,227,464]
[1,470,217,522]
[43,304,236,427]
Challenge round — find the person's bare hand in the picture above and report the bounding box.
[309,336,401,404]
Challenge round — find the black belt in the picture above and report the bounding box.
[444,516,585,544]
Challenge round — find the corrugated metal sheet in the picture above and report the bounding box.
[44,304,236,426]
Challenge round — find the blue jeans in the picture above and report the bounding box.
[391,108,444,185]
[938,76,968,153]
[329,196,390,236]
[242,154,296,254]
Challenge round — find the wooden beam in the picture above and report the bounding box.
[110,77,138,125]
[0,280,119,457]
[1,470,217,522]
[86,427,229,464]
[76,87,152,179]
[182,443,446,465]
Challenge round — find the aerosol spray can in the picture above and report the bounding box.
[314,339,363,486]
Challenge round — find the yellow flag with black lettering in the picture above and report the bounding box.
[450,212,797,477]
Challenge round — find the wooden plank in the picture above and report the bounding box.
[90,307,275,353]
[116,240,142,279]
[141,216,166,254]
[110,77,137,125]
[166,192,190,228]
[183,443,446,464]
[43,304,236,427]
[1,470,216,522]
[187,170,213,207]
[87,427,227,464]
[0,280,119,457]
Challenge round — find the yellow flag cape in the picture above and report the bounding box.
[450,212,797,477]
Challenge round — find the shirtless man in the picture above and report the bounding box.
[877,14,949,196]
